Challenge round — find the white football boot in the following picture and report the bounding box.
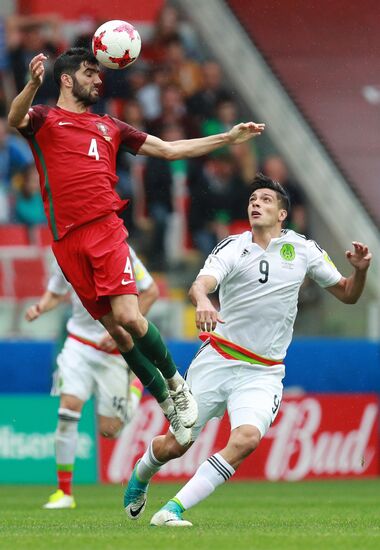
[150,501,192,527]
[170,382,198,428]
[165,404,192,447]
[43,489,76,509]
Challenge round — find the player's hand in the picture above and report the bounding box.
[228,122,265,145]
[98,333,119,352]
[25,304,41,322]
[29,53,47,87]
[346,242,372,271]
[195,299,224,332]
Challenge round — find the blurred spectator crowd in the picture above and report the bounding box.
[0,2,308,271]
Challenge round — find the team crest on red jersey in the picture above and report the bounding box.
[96,122,112,141]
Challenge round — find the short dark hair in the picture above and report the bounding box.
[249,173,290,213]
[53,47,98,88]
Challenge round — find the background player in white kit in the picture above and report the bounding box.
[123,173,372,527]
[26,247,158,509]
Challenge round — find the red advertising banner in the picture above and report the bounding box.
[99,394,379,483]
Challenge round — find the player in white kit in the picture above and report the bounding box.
[25,247,158,509]
[123,173,372,526]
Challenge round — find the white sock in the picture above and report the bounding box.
[55,408,81,465]
[159,396,175,416]
[167,371,184,390]
[174,453,235,510]
[137,441,165,482]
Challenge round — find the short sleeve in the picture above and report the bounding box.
[47,259,71,295]
[129,246,154,292]
[306,240,342,288]
[18,104,51,138]
[111,117,147,155]
[197,237,237,287]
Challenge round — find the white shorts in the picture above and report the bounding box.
[186,343,284,441]
[53,337,129,421]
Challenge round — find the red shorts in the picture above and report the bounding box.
[52,213,138,319]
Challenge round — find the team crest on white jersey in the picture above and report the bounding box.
[96,122,112,141]
[280,243,296,261]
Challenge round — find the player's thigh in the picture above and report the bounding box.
[93,355,129,422]
[53,215,138,320]
[227,365,284,438]
[88,215,138,298]
[52,230,110,320]
[186,344,234,441]
[54,338,96,402]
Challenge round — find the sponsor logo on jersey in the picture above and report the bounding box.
[96,122,112,141]
[240,248,250,257]
[280,243,296,261]
[58,121,74,126]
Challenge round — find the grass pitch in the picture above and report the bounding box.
[0,480,379,550]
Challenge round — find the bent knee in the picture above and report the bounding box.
[229,428,261,457]
[113,310,138,327]
[167,439,189,459]
[154,432,191,461]
[113,311,145,336]
[98,418,123,439]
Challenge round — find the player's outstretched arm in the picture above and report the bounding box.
[327,242,372,304]
[25,289,66,321]
[138,122,265,161]
[189,275,224,332]
[8,53,46,128]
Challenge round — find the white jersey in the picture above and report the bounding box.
[48,247,153,343]
[198,229,342,360]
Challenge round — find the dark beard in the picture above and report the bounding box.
[72,76,98,107]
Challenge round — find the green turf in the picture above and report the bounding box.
[0,480,379,550]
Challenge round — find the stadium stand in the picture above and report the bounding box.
[0,224,29,246]
[0,224,61,337]
[227,0,380,226]
[13,257,46,299]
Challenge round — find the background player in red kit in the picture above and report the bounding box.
[8,48,265,442]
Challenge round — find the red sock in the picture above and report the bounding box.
[57,469,73,495]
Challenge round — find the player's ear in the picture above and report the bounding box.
[61,73,73,88]
[279,209,287,223]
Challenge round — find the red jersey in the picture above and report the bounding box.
[19,105,147,240]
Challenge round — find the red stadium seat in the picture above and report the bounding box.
[33,225,52,247]
[13,258,47,299]
[0,225,29,246]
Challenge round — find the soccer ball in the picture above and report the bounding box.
[92,20,141,70]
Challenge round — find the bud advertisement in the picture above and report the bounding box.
[0,396,97,483]
[99,394,379,482]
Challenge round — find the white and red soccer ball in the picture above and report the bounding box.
[92,20,141,70]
